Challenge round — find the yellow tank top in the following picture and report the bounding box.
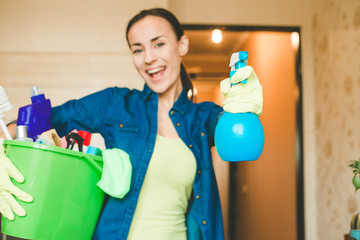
[127,134,196,240]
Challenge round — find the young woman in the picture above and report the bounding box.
[0,8,262,240]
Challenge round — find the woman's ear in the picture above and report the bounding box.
[179,35,189,56]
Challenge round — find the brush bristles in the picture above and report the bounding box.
[0,86,13,112]
[0,86,13,139]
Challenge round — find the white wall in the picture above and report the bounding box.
[0,0,168,53]
[0,0,168,124]
[311,0,360,239]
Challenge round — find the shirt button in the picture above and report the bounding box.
[196,195,200,199]
[202,220,207,225]
[201,132,205,136]
[148,149,151,153]
[198,170,201,175]
[189,144,193,148]
[170,110,174,115]
[119,123,123,128]
[176,123,180,127]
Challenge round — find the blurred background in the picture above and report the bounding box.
[0,0,359,239]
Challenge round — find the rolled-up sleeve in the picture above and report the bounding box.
[51,88,115,137]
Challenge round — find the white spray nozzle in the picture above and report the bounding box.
[31,86,43,97]
[229,52,239,68]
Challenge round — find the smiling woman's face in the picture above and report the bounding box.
[127,15,188,96]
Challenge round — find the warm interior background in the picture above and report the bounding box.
[0,0,359,239]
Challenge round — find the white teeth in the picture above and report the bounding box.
[147,67,165,74]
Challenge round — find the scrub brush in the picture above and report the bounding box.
[0,86,13,139]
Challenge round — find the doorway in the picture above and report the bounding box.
[182,25,303,240]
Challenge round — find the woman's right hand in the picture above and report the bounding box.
[0,143,33,220]
[220,66,263,116]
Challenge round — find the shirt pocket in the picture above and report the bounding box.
[109,120,140,133]
[104,118,141,152]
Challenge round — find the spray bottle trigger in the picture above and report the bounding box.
[230,51,248,85]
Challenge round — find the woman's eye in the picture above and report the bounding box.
[155,42,165,48]
[133,49,143,54]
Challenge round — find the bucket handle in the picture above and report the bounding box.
[82,154,102,174]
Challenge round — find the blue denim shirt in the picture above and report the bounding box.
[51,84,224,240]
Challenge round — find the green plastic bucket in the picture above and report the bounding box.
[1,140,104,240]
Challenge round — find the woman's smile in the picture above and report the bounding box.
[146,66,166,81]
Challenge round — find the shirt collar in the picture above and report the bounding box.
[172,88,190,115]
[140,84,190,115]
[140,84,153,101]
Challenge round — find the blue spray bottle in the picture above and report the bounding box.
[17,86,52,141]
[214,51,265,162]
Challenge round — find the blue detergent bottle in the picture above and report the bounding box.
[214,51,265,162]
[17,86,52,141]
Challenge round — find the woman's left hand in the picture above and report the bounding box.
[220,66,263,116]
[0,144,33,220]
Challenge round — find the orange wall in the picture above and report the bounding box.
[235,32,298,240]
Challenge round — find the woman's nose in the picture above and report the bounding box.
[144,49,156,64]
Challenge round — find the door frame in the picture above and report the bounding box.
[182,24,304,240]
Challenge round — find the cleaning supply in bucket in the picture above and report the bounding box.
[86,145,103,156]
[0,86,13,140]
[65,132,84,151]
[78,131,103,156]
[17,86,52,141]
[215,51,264,161]
[78,130,91,152]
[60,129,78,148]
[1,140,104,240]
[15,125,33,142]
[61,129,102,155]
[36,129,61,147]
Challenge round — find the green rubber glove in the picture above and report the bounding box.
[97,148,132,199]
[220,66,263,116]
[0,143,33,220]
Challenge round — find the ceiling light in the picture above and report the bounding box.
[212,29,222,44]
[291,32,299,49]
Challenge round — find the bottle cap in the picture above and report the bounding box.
[16,125,33,142]
[31,86,43,97]
[30,86,46,103]
[16,125,29,139]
